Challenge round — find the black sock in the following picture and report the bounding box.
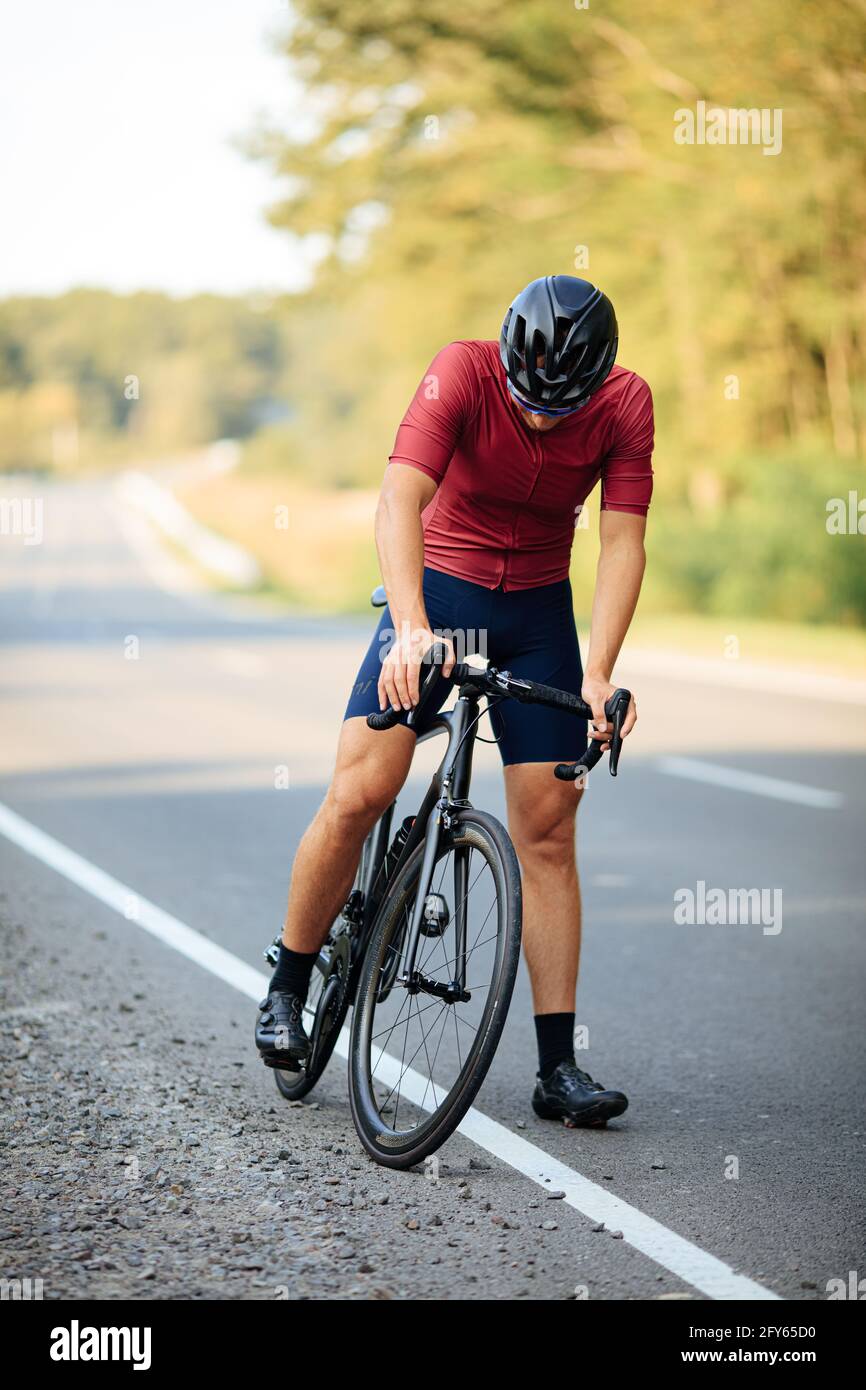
[269,943,318,1001]
[534,1012,576,1079]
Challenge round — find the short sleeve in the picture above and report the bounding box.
[389,342,477,484]
[600,374,654,515]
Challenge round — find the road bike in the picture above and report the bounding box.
[264,587,631,1168]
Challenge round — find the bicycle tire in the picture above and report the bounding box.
[273,821,387,1104]
[273,935,351,1102]
[349,807,522,1168]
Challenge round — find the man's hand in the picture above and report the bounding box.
[378,624,456,712]
[581,673,637,750]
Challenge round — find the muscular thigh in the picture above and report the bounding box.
[505,761,582,859]
[330,716,415,820]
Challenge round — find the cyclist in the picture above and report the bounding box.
[257,274,653,1127]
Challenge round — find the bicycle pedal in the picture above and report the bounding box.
[263,1054,303,1073]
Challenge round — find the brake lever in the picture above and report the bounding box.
[405,642,449,728]
[367,642,449,732]
[605,688,631,777]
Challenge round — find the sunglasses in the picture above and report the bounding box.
[506,380,585,418]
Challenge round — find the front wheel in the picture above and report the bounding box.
[349,808,522,1168]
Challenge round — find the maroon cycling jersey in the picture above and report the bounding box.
[389,339,654,591]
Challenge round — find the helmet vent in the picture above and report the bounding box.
[499,275,618,409]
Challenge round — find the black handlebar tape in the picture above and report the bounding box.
[367,707,401,731]
[366,642,451,733]
[554,740,606,781]
[516,681,594,718]
[449,662,473,685]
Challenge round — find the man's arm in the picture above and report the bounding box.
[374,342,473,712]
[375,463,455,712]
[582,509,646,745]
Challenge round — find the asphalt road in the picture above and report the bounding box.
[1,477,864,1301]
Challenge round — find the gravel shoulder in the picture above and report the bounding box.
[0,838,686,1302]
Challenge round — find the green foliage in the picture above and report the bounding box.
[256,0,866,481]
[4,5,865,625]
[244,0,866,620]
[645,454,866,624]
[0,290,291,472]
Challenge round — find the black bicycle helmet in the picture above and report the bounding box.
[499,275,618,411]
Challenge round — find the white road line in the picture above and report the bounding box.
[115,471,260,588]
[111,495,208,600]
[368,1051,778,1301]
[0,802,266,1003]
[0,799,779,1302]
[657,756,843,810]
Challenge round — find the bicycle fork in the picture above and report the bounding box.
[398,799,471,1005]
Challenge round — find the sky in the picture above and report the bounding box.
[0,1,316,297]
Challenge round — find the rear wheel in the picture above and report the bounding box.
[273,928,352,1102]
[349,808,522,1168]
[272,825,386,1104]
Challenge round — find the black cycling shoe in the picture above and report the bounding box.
[255,991,311,1072]
[532,1060,628,1128]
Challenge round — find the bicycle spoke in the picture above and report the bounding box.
[417,995,452,1113]
[418,853,489,973]
[369,994,443,1041]
[373,987,476,1123]
[360,818,515,1154]
[372,867,500,1117]
[419,927,499,978]
[375,999,450,1116]
[417,850,492,973]
[369,986,414,1070]
[452,1005,463,1071]
[451,1008,480,1034]
[430,890,497,976]
[391,983,414,1132]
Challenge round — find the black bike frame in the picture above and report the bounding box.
[358,682,488,993]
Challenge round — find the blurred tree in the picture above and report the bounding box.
[240,0,866,620]
[4,5,865,622]
[0,290,291,472]
[254,0,866,483]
